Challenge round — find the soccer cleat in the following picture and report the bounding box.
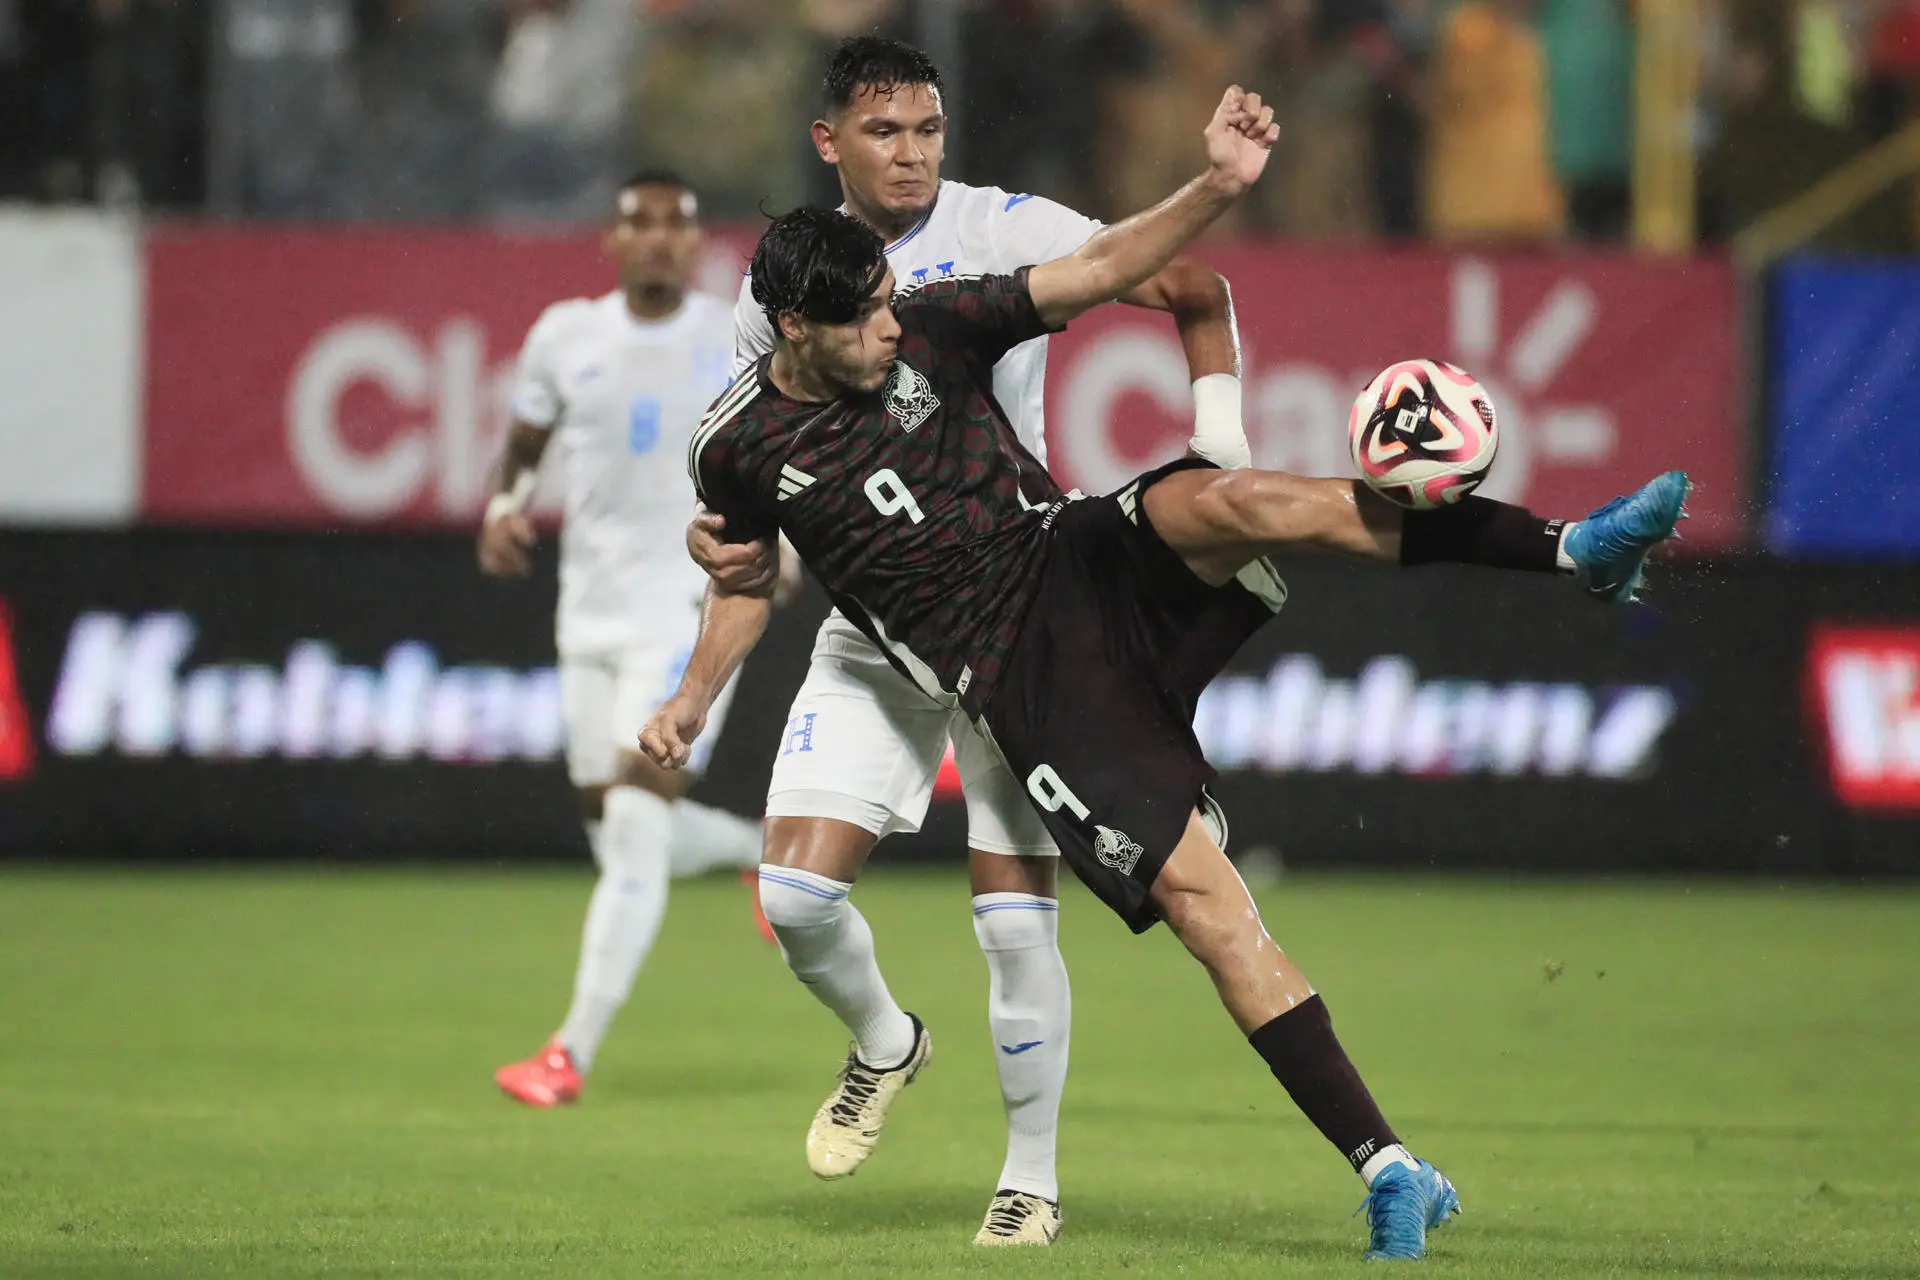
[1360,1159,1460,1261]
[744,868,777,945]
[973,1189,1063,1246]
[1562,470,1691,603]
[493,1038,582,1108]
[805,1014,931,1179]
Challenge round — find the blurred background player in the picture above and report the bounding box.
[478,170,780,1108]
[687,36,1250,1246]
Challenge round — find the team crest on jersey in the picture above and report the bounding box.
[884,360,940,433]
[1093,825,1143,874]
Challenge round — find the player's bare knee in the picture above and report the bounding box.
[763,815,874,884]
[969,849,1057,899]
[575,785,608,823]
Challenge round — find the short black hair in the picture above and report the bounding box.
[618,168,692,195]
[750,207,888,328]
[821,36,944,115]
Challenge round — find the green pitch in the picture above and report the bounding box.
[2,868,1917,1278]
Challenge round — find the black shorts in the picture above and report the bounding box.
[979,459,1286,932]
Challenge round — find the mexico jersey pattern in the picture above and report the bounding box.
[693,270,1063,710]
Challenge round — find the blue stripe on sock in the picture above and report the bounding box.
[971,901,1059,916]
[759,869,848,902]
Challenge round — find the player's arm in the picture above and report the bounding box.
[1027,87,1277,330]
[477,420,552,577]
[481,307,571,576]
[640,581,772,770]
[1120,260,1249,468]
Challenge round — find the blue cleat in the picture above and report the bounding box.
[1360,1159,1460,1261]
[1562,470,1691,603]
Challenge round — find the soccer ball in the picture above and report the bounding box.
[1348,359,1499,509]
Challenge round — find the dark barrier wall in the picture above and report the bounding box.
[1,531,1915,871]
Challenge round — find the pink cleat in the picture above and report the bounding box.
[494,1038,582,1107]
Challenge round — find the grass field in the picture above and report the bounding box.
[2,868,1918,1278]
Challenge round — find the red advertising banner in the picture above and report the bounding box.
[143,231,1742,541]
[1808,625,1920,811]
[142,227,750,526]
[1042,246,1743,545]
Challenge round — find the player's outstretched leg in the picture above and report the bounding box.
[1149,813,1459,1260]
[1141,463,1688,601]
[758,819,929,1179]
[1561,470,1691,602]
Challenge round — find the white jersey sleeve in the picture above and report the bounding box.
[508,301,586,430]
[729,272,776,381]
[980,189,1104,271]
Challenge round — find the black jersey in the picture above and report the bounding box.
[690,269,1065,711]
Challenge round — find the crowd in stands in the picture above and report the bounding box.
[3,0,1918,247]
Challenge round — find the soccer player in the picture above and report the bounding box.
[479,171,779,1108]
[643,88,1690,1260]
[686,36,1250,1245]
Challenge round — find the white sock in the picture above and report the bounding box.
[556,786,673,1072]
[666,801,764,877]
[1360,1143,1419,1186]
[973,892,1070,1202]
[1556,523,1580,572]
[757,864,915,1067]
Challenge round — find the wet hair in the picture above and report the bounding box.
[750,207,888,328]
[619,167,691,194]
[821,36,944,115]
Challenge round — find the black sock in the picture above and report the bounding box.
[1400,495,1566,572]
[1248,995,1399,1173]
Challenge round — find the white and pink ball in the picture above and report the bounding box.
[1348,359,1499,509]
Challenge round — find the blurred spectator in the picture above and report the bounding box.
[1864,0,1920,243]
[1424,0,1566,241]
[1540,0,1631,239]
[348,0,494,220]
[90,0,207,208]
[215,0,357,214]
[960,0,1106,212]
[629,0,815,220]
[13,0,94,201]
[1093,0,1240,224]
[485,0,637,222]
[1699,0,1905,250]
[1231,1,1375,238]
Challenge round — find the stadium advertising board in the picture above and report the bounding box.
[139,230,1741,540]
[1808,625,1920,812]
[3,532,1910,872]
[1767,258,1920,557]
[0,531,809,861]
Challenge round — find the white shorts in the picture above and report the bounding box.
[764,614,1057,857]
[560,644,737,788]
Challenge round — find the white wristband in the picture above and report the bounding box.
[485,472,536,523]
[1189,373,1252,470]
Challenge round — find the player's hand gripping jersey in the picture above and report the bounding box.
[692,270,1063,711]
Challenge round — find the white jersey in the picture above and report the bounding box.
[511,290,735,655]
[730,180,1102,465]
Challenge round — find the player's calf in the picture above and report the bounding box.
[1150,814,1458,1260]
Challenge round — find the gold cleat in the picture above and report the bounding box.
[805,1014,931,1180]
[973,1189,1063,1246]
